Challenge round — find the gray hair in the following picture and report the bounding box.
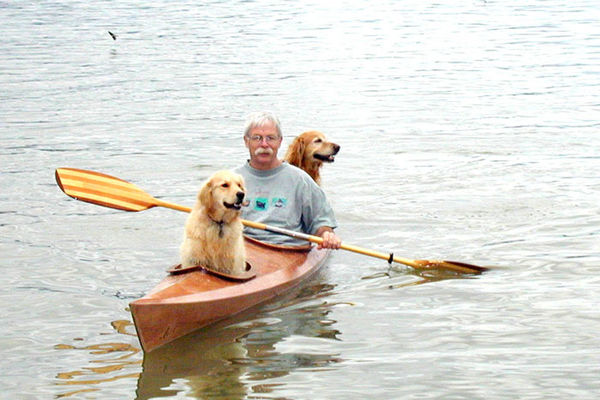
[243,111,282,138]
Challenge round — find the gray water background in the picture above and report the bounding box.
[1,0,599,398]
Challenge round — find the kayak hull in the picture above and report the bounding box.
[129,238,329,352]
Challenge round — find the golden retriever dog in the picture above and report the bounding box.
[284,130,340,185]
[180,170,247,276]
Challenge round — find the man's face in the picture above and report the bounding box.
[244,121,282,170]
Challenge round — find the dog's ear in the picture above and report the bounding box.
[198,178,213,207]
[285,136,305,168]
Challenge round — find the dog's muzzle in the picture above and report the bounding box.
[314,143,341,162]
[224,191,246,210]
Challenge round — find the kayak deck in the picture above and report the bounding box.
[129,237,330,352]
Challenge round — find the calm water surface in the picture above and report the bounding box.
[2,0,599,399]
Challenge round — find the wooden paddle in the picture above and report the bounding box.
[55,168,487,274]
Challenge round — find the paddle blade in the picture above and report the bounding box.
[55,168,159,212]
[413,259,488,274]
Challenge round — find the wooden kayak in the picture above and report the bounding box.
[129,237,330,353]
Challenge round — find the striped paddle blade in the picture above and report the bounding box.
[55,168,159,212]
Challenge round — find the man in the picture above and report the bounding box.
[234,111,342,249]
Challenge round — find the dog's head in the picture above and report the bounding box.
[287,130,340,166]
[198,170,246,221]
[285,130,340,185]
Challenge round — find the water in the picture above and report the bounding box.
[2,0,599,398]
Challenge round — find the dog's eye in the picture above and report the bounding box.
[314,138,322,143]
[221,183,230,188]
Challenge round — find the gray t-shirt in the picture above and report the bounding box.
[234,161,337,246]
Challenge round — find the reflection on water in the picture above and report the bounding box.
[361,263,482,290]
[54,321,141,398]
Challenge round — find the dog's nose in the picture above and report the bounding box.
[333,144,340,154]
[236,191,245,201]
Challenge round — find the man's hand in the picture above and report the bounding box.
[315,227,342,250]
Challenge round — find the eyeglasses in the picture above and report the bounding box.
[246,135,281,143]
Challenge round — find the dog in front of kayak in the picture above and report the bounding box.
[180,170,247,275]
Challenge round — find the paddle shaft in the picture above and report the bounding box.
[154,199,476,273]
[55,167,486,274]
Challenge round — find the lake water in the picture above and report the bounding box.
[2,0,599,398]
